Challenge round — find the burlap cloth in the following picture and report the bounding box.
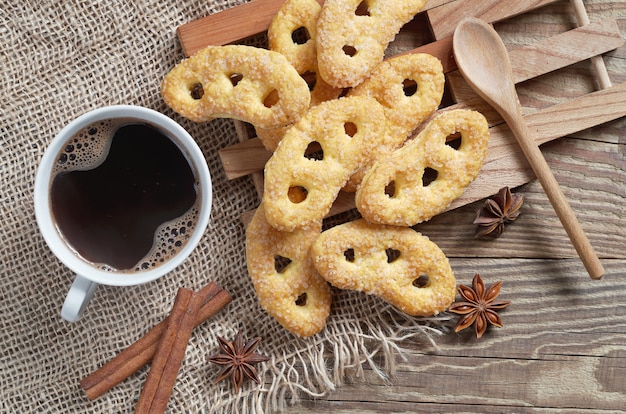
[0,1,450,412]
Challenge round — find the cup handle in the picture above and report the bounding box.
[61,276,98,322]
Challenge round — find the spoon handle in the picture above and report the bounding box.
[505,107,605,279]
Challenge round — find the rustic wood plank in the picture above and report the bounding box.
[284,258,626,412]
[570,0,613,88]
[219,81,626,186]
[218,18,624,182]
[427,0,563,39]
[447,18,624,103]
[524,81,626,144]
[219,135,267,181]
[498,18,622,82]
[277,2,624,412]
[177,0,458,57]
[176,0,284,56]
[293,400,608,413]
[417,141,626,260]
[450,59,626,119]
[227,113,268,209]
[413,82,626,240]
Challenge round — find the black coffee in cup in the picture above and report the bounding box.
[50,118,200,272]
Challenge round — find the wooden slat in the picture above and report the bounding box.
[524,81,626,145]
[414,142,626,260]
[177,0,285,56]
[218,18,623,179]
[447,18,623,103]
[177,0,458,57]
[418,18,621,104]
[427,0,562,39]
[234,81,626,225]
[504,18,621,84]
[570,0,613,89]
[285,258,626,412]
[396,36,457,74]
[220,80,626,179]
[219,136,268,181]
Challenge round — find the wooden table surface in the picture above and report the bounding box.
[279,1,626,412]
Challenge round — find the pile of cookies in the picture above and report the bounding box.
[162,0,490,337]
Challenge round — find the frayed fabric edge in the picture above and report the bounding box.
[209,308,454,414]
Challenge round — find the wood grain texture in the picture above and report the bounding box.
[177,0,458,57]
[177,0,285,56]
[283,258,626,413]
[427,0,563,39]
[272,0,622,411]
[217,18,624,179]
[175,0,625,410]
[456,17,607,279]
[219,81,626,222]
[447,18,623,102]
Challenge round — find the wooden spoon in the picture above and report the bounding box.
[453,17,605,280]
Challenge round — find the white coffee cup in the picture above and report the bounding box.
[34,105,212,322]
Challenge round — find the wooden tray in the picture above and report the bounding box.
[176,0,626,224]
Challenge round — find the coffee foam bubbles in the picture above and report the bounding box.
[134,207,200,272]
[52,118,202,273]
[52,119,117,175]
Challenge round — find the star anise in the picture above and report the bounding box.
[448,274,510,339]
[206,330,270,392]
[473,186,524,238]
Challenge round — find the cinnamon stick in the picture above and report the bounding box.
[80,282,231,400]
[135,288,203,413]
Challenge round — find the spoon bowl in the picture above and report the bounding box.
[453,17,604,280]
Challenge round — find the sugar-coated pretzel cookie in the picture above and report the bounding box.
[261,0,343,151]
[356,109,490,226]
[254,74,342,152]
[263,95,387,232]
[349,53,445,136]
[246,203,332,337]
[343,53,445,191]
[268,0,320,75]
[316,0,428,88]
[161,45,310,128]
[254,123,291,153]
[311,219,456,316]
